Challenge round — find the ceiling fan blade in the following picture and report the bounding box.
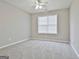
[35,0,39,4]
[40,0,48,3]
[40,3,47,5]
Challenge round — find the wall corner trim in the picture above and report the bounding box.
[71,44,79,58]
[0,39,30,50]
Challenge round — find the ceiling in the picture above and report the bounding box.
[2,0,72,13]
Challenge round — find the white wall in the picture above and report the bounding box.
[32,8,70,43]
[70,0,79,57]
[0,1,31,47]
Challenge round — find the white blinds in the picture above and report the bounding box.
[38,15,57,34]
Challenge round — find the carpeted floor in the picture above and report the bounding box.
[0,40,78,59]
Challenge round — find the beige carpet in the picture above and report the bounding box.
[0,40,78,59]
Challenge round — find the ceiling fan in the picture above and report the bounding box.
[34,0,48,10]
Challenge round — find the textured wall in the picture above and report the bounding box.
[0,1,31,47]
[70,0,79,56]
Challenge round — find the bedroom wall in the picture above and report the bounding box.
[31,8,70,43]
[70,0,79,57]
[0,1,31,47]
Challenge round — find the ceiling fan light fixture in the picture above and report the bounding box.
[39,5,43,9]
[35,5,43,10]
[34,0,48,10]
[35,5,39,9]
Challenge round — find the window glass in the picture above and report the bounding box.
[38,15,57,34]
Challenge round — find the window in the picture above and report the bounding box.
[38,15,57,34]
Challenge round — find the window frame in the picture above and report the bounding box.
[37,14,58,35]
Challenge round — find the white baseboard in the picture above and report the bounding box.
[31,38,69,44]
[0,39,30,49]
[71,44,79,58]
